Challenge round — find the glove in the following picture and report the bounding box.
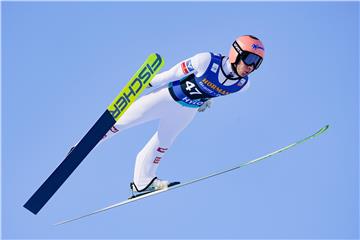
[198,99,212,112]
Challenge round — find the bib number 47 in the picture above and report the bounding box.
[185,81,202,95]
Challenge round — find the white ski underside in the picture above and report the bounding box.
[55,125,329,226]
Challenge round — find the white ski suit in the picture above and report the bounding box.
[101,52,250,189]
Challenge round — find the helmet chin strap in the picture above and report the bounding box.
[222,56,242,80]
[231,54,245,78]
[231,63,241,78]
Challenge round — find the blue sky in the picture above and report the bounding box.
[2,2,359,239]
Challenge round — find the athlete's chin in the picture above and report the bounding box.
[239,72,249,77]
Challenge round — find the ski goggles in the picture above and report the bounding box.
[240,52,263,69]
[233,41,263,69]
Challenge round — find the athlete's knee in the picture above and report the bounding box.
[157,132,178,146]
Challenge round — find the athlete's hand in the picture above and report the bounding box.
[198,99,212,112]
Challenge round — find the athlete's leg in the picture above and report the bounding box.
[133,102,198,189]
[100,88,169,142]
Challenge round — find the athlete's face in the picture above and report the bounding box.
[235,60,254,77]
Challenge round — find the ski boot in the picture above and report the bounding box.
[129,177,180,199]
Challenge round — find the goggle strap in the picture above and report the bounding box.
[232,41,243,55]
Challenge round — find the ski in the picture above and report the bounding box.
[55,125,329,225]
[24,53,164,215]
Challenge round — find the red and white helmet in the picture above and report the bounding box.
[229,35,265,69]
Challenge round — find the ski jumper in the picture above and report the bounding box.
[101,52,250,189]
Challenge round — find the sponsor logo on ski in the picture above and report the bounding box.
[109,54,163,119]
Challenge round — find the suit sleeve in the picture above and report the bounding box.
[150,52,211,88]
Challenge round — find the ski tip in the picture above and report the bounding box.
[319,124,330,133]
[148,53,162,59]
